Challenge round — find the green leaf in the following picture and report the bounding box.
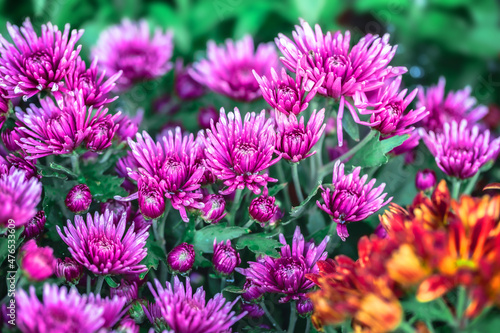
[348,133,409,168]
[0,227,24,266]
[223,285,245,294]
[85,175,128,203]
[268,182,288,197]
[105,275,119,288]
[193,223,249,254]
[290,182,321,218]
[341,107,360,141]
[36,164,69,180]
[236,233,284,258]
[139,233,166,279]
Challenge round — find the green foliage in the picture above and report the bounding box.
[236,233,284,258]
[348,133,409,169]
[193,223,249,254]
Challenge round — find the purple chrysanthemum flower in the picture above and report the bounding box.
[110,279,139,303]
[65,184,92,213]
[415,169,437,192]
[93,19,173,89]
[276,19,406,146]
[167,242,195,273]
[254,67,324,115]
[296,297,314,317]
[115,110,143,143]
[17,284,105,333]
[148,277,246,333]
[241,279,264,303]
[87,294,128,329]
[143,302,168,332]
[417,77,488,132]
[117,316,140,333]
[275,108,326,162]
[0,18,83,108]
[16,95,114,159]
[174,59,205,100]
[237,226,329,303]
[100,199,133,224]
[22,210,46,238]
[421,120,500,179]
[136,175,166,219]
[2,128,22,151]
[85,111,120,152]
[189,35,278,102]
[0,166,42,228]
[65,57,121,107]
[0,90,9,128]
[213,239,241,276]
[124,128,205,221]
[54,257,84,284]
[202,107,281,195]
[57,210,149,275]
[20,242,55,281]
[241,303,265,319]
[6,153,39,179]
[316,160,392,241]
[249,189,279,225]
[354,76,428,137]
[200,194,226,224]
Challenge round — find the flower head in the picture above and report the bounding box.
[276,19,406,146]
[275,108,326,162]
[22,210,46,238]
[254,67,324,115]
[65,184,92,213]
[241,303,265,319]
[415,169,437,192]
[115,110,143,143]
[17,284,105,333]
[0,18,83,107]
[202,107,281,195]
[57,210,149,275]
[137,175,165,219]
[65,57,121,107]
[167,243,195,273]
[0,166,42,228]
[190,35,278,102]
[249,189,279,225]
[417,77,488,132]
[198,106,219,129]
[148,277,246,333]
[174,59,205,100]
[200,194,226,224]
[54,257,84,284]
[86,112,120,152]
[213,239,241,276]
[317,161,391,241]
[87,294,128,329]
[93,19,173,89]
[126,128,205,221]
[100,199,133,224]
[20,241,55,281]
[110,279,139,303]
[237,226,329,303]
[421,120,500,179]
[355,76,428,137]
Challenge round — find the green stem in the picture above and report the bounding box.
[158,205,170,247]
[94,276,105,295]
[100,148,113,164]
[305,317,311,333]
[288,301,297,333]
[398,321,415,333]
[436,297,455,325]
[455,286,467,328]
[160,262,168,283]
[243,220,254,228]
[276,162,292,211]
[324,325,336,333]
[70,153,80,175]
[463,172,480,195]
[451,178,462,200]
[261,301,283,332]
[86,275,91,294]
[318,130,377,180]
[220,277,226,292]
[152,219,160,242]
[229,189,243,226]
[291,163,304,203]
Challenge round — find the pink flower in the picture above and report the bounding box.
[202,107,281,195]
[213,239,241,276]
[65,184,92,213]
[200,194,226,224]
[167,243,195,273]
[190,35,278,102]
[0,18,83,108]
[20,241,55,281]
[174,59,205,100]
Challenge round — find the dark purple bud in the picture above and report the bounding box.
[138,177,165,219]
[249,190,278,225]
[115,110,143,143]
[242,279,264,303]
[167,242,195,273]
[175,59,205,100]
[374,223,387,239]
[200,194,226,224]
[415,169,437,192]
[22,210,46,239]
[212,239,241,276]
[198,106,219,129]
[65,184,92,213]
[55,257,84,284]
[241,303,265,319]
[296,297,314,317]
[100,199,132,223]
[86,116,117,152]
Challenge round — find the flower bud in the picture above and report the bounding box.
[110,279,138,303]
[374,223,387,239]
[1,128,21,151]
[296,297,314,317]
[175,59,205,100]
[167,243,195,273]
[242,279,264,303]
[22,210,46,239]
[198,106,218,129]
[415,169,437,192]
[241,303,265,319]
[54,257,84,284]
[21,242,55,281]
[115,110,142,143]
[138,177,165,219]
[212,239,241,276]
[86,117,117,152]
[101,199,132,224]
[65,184,92,213]
[117,316,139,333]
[200,194,226,224]
[249,191,278,225]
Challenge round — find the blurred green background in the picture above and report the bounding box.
[1,0,500,106]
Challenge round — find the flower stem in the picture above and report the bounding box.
[220,277,226,291]
[276,162,292,211]
[398,321,415,333]
[86,275,91,294]
[229,189,243,226]
[157,204,170,247]
[451,178,462,200]
[243,220,254,228]
[436,297,455,325]
[305,317,311,333]
[463,172,480,195]
[152,219,160,242]
[261,301,283,332]
[94,276,105,295]
[288,301,297,333]
[291,163,304,203]
[455,286,468,328]
[318,130,376,180]
[70,153,80,174]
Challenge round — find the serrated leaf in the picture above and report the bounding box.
[236,233,284,258]
[139,233,166,279]
[268,182,288,197]
[85,175,128,203]
[290,182,321,218]
[223,285,245,294]
[348,133,409,168]
[193,223,249,253]
[105,275,119,288]
[0,227,23,266]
